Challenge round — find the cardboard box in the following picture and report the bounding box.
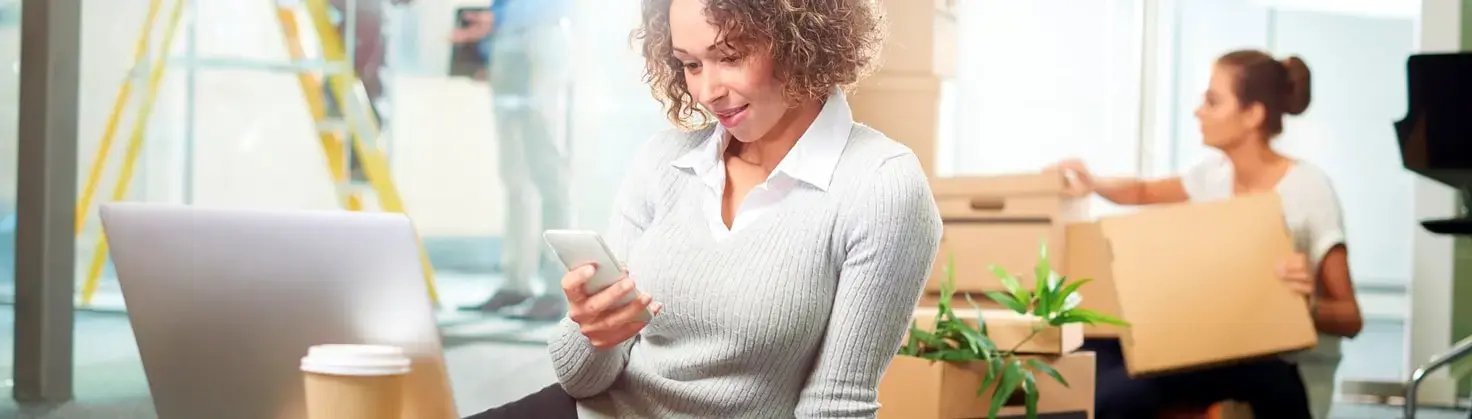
[911,307,1084,355]
[926,171,1090,294]
[878,352,1095,419]
[876,0,958,77]
[850,74,941,175]
[1060,193,1317,376]
[1060,222,1125,338]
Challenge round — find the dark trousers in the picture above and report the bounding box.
[464,384,579,419]
[1084,338,1311,419]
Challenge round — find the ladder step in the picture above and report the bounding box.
[316,119,349,134]
[336,181,373,195]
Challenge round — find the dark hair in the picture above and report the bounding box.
[1216,50,1312,136]
[633,0,885,129]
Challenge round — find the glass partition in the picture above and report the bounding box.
[1155,0,1422,405]
[0,0,18,401]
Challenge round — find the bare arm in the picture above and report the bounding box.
[1312,245,1363,338]
[1090,177,1191,206]
[1056,159,1191,206]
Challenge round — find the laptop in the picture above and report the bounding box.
[100,203,458,419]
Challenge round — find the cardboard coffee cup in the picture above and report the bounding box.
[300,344,412,419]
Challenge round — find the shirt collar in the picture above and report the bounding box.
[670,89,854,191]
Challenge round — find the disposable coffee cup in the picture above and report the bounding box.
[300,344,412,419]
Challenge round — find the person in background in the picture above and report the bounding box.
[327,0,412,123]
[1056,50,1362,419]
[463,0,942,417]
[451,0,576,320]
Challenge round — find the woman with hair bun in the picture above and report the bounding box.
[1056,50,1362,419]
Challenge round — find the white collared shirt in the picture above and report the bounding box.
[670,90,855,241]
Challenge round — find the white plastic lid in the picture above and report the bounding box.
[299,344,412,376]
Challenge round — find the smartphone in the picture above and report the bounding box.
[542,230,649,318]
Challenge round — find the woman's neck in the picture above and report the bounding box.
[728,100,824,172]
[1222,138,1291,192]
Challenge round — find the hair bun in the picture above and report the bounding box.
[1280,56,1312,115]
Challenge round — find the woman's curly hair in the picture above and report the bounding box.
[633,0,886,129]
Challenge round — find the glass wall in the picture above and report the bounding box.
[0,0,17,402]
[948,0,1145,217]
[48,0,1436,414]
[939,0,1426,412]
[65,0,666,412]
[1153,0,1421,392]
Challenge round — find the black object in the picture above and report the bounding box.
[1080,338,1312,419]
[463,384,579,419]
[1395,53,1472,234]
[998,412,1089,419]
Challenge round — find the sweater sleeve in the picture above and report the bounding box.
[794,153,943,417]
[547,134,665,398]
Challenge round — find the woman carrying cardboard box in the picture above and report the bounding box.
[465,0,944,418]
[1056,50,1363,419]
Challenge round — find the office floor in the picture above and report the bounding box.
[0,274,1462,419]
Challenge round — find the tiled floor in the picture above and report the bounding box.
[0,273,1462,418]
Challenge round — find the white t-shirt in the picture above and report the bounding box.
[1178,152,1346,418]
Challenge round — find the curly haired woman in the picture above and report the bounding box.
[465,0,943,417]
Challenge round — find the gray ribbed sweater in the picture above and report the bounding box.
[547,125,943,418]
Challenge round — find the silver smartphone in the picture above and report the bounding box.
[542,229,649,318]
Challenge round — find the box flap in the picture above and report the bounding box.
[1061,222,1125,338]
[931,169,1069,199]
[1097,192,1317,375]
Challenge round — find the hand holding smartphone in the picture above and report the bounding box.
[543,230,657,344]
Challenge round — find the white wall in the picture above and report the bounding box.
[68,0,665,241]
[1164,1,1419,288]
[1407,0,1463,405]
[0,14,18,210]
[950,0,1143,217]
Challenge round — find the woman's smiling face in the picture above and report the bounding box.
[667,0,790,143]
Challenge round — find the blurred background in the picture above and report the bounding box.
[0,0,1464,417]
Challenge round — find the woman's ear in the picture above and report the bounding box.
[1241,102,1268,132]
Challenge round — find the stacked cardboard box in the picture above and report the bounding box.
[849,0,958,175]
[919,171,1090,308]
[879,307,1095,418]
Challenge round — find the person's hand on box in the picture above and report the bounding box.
[1051,158,1095,198]
[1277,253,1314,297]
[562,264,663,349]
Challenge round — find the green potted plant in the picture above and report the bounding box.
[897,243,1128,419]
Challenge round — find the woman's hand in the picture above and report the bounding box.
[1053,158,1095,198]
[1277,253,1314,297]
[562,264,663,349]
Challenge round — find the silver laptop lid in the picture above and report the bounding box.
[99,203,457,419]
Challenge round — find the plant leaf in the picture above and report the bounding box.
[979,356,1004,399]
[1069,308,1131,327]
[940,253,957,311]
[984,291,1027,313]
[988,360,1025,418]
[1034,241,1052,293]
[964,293,988,335]
[1035,280,1055,319]
[1022,370,1040,419]
[1026,358,1069,388]
[989,264,1022,296]
[956,322,988,353]
[1051,277,1092,314]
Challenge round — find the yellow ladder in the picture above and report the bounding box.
[76,0,441,306]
